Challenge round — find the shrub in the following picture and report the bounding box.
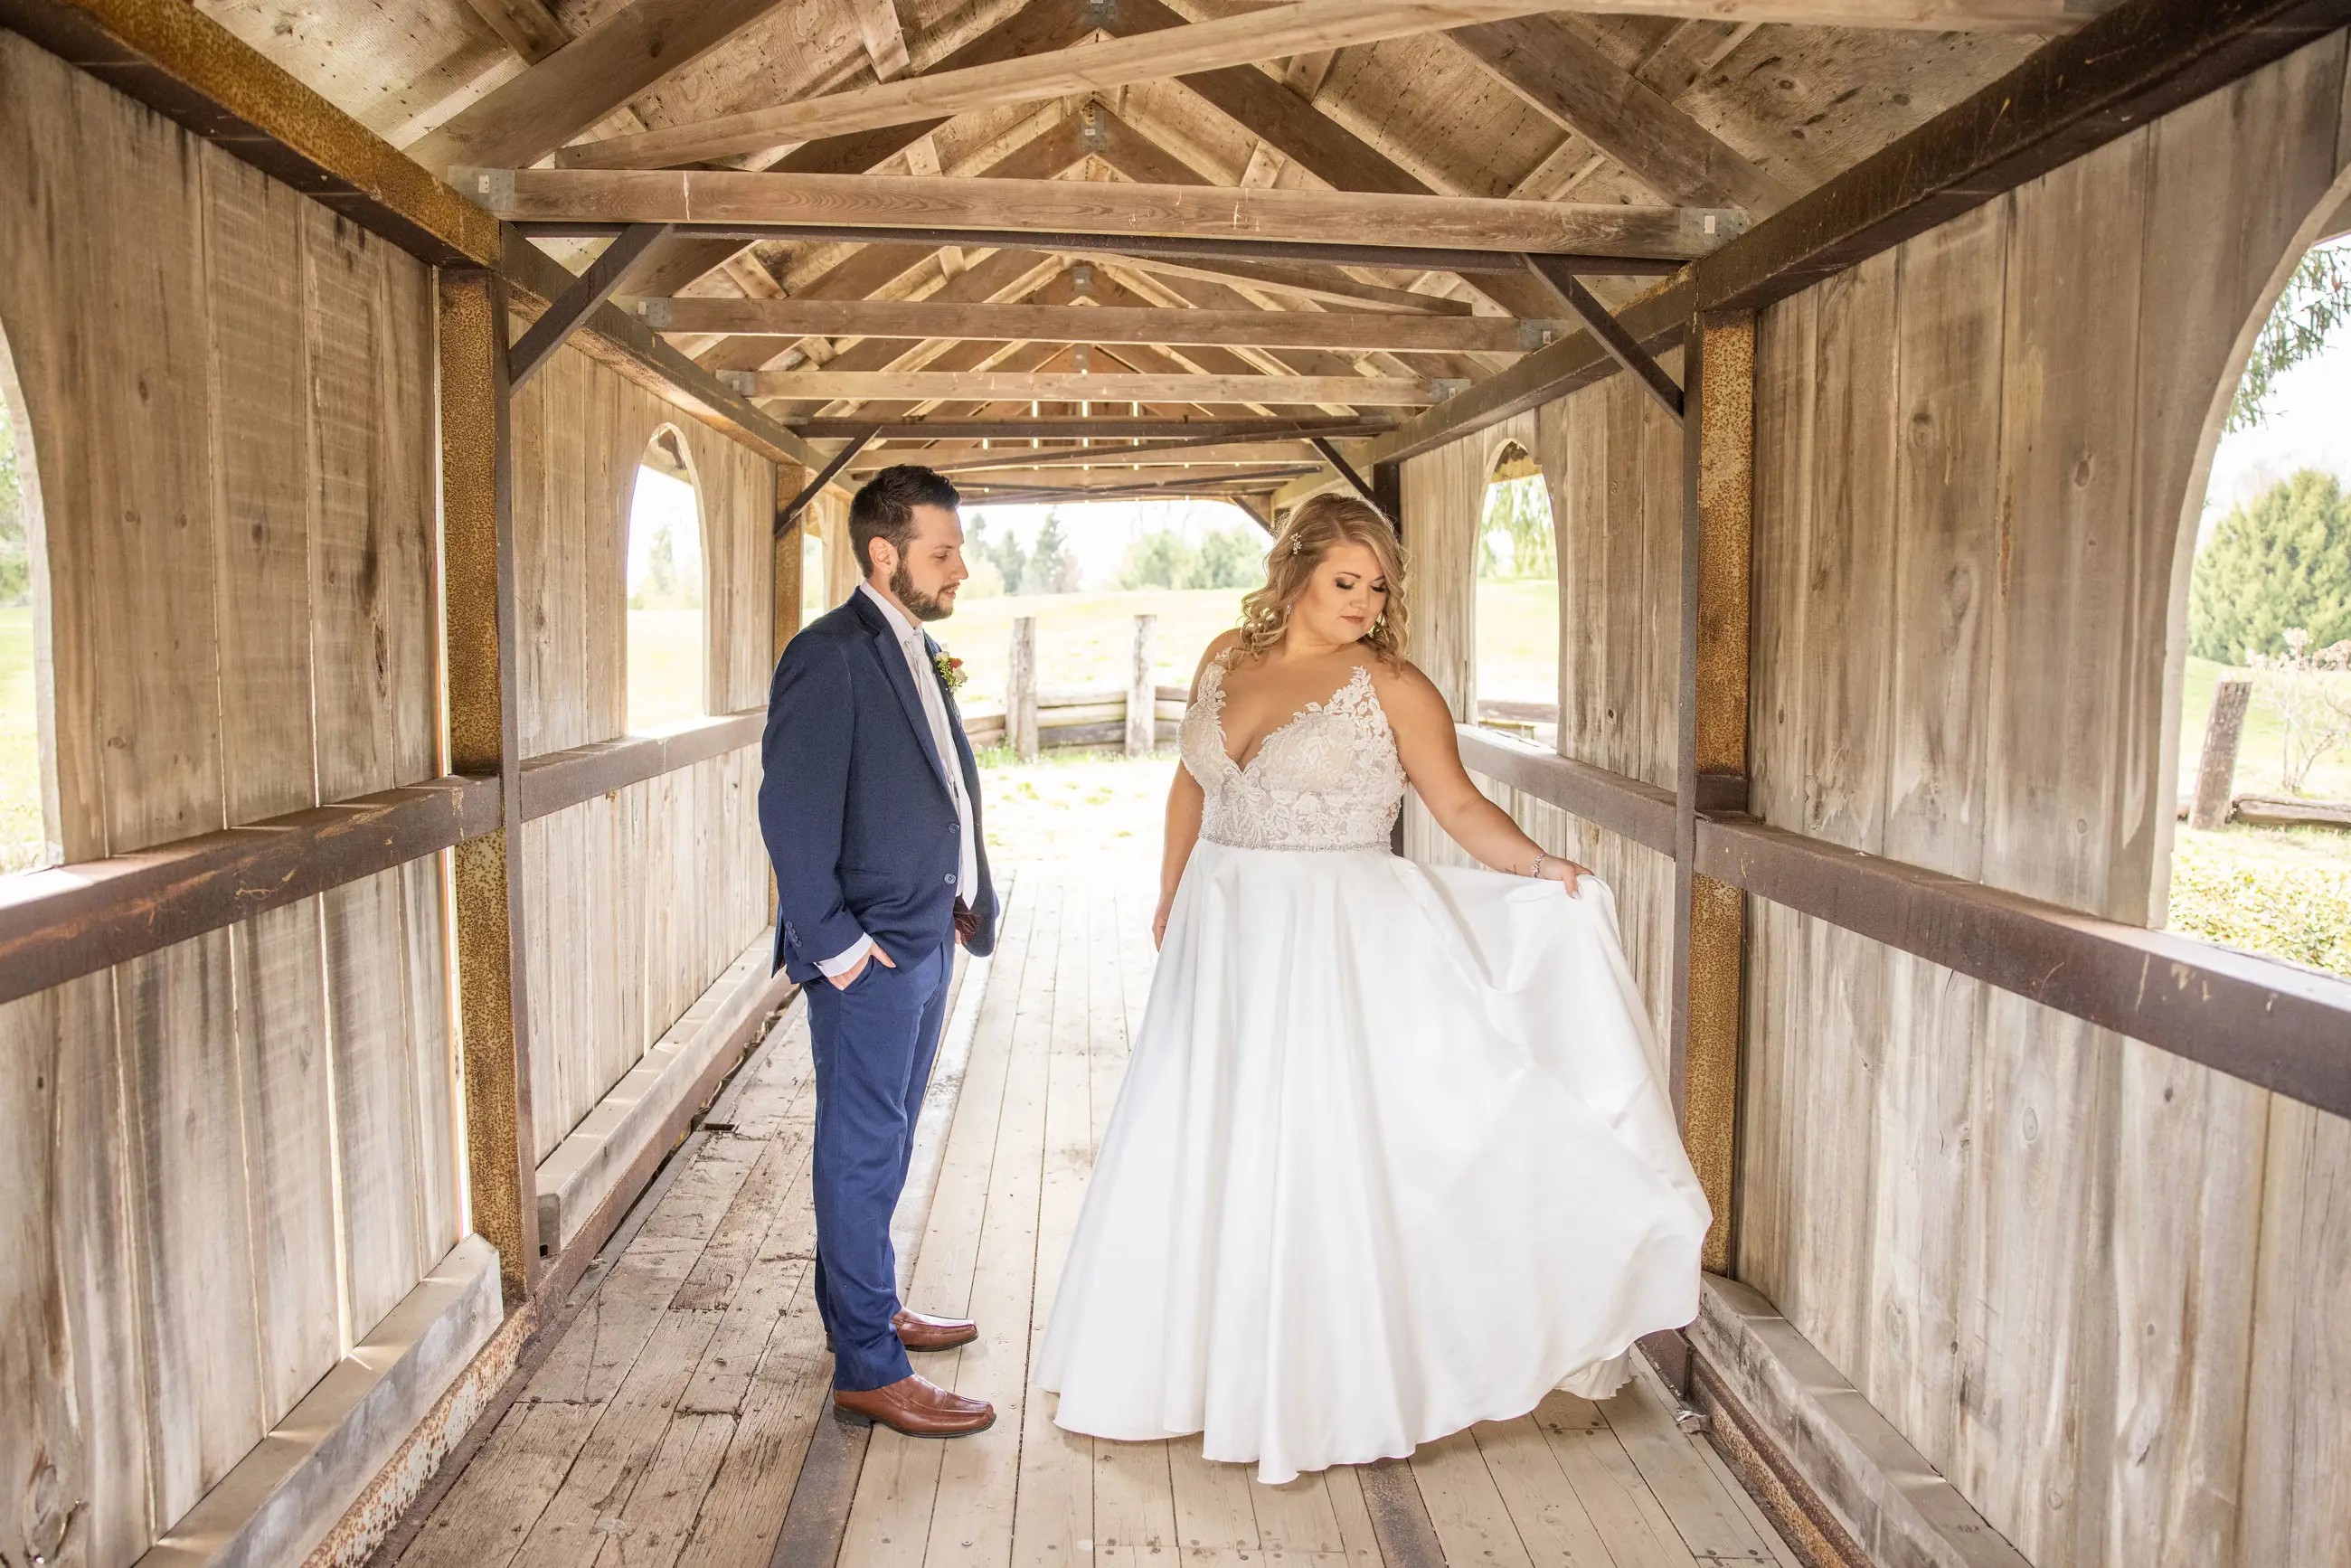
[2169,829,2351,977]
[2188,469,2351,663]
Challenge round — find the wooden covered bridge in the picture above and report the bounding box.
[3,0,2347,1564]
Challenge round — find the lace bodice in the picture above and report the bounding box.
[1180,656,1406,851]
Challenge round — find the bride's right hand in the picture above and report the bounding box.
[1152,897,1173,949]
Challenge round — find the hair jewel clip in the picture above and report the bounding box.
[1287,533,1304,557]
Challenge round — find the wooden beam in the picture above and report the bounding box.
[778,431,879,535]
[1526,0,2114,23]
[472,169,1743,260]
[1524,253,1685,418]
[507,222,674,389]
[498,231,826,469]
[516,713,767,822]
[1448,15,1791,213]
[1088,8,1566,317]
[1670,312,1753,1277]
[861,435,1337,473]
[439,269,542,1303]
[0,0,501,267]
[847,0,910,78]
[953,461,1320,490]
[408,0,799,175]
[556,0,1607,169]
[1687,0,2351,314]
[458,0,570,61]
[0,778,496,1009]
[642,298,1562,352]
[1308,436,1395,526]
[1068,250,1484,312]
[618,0,1097,300]
[751,371,1443,405]
[805,415,1393,439]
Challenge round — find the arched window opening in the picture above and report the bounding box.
[1473,441,1558,747]
[800,527,828,627]
[625,425,705,733]
[2165,229,2351,977]
[0,326,56,877]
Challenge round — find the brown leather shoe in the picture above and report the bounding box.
[893,1308,979,1351]
[833,1374,996,1437]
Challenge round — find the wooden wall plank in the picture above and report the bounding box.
[1865,196,2006,1471]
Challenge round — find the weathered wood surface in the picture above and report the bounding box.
[1730,34,2351,1568]
[0,29,461,1564]
[404,867,1800,1567]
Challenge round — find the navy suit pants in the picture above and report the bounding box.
[805,939,955,1391]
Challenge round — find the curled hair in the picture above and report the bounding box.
[1235,493,1409,663]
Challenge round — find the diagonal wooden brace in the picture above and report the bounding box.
[506,222,676,390]
[1524,252,1685,420]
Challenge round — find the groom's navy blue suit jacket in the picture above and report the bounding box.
[759,590,998,984]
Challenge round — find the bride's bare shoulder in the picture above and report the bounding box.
[1364,656,1451,730]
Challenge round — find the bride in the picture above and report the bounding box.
[1033,493,1711,1485]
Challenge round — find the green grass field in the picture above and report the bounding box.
[626,608,708,732]
[2177,653,2351,800]
[0,606,45,874]
[1475,577,1560,704]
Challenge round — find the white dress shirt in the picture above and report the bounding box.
[817,583,979,978]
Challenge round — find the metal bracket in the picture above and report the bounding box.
[1523,253,1685,421]
[1674,1407,1714,1435]
[1079,100,1108,150]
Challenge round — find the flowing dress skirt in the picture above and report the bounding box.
[1034,841,1712,1483]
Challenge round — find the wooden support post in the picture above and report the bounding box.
[1371,459,1404,543]
[1128,614,1158,757]
[772,460,808,664]
[1010,617,1040,762]
[439,269,541,1304]
[2190,676,2251,831]
[1524,253,1686,420]
[1670,311,1753,1281]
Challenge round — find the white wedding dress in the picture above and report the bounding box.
[1032,655,1712,1484]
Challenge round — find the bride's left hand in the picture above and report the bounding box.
[1538,855,1592,897]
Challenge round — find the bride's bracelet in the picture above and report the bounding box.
[1527,851,1553,878]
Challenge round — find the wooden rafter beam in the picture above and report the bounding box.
[458,0,570,61]
[642,298,1564,353]
[557,0,1598,170]
[943,461,1319,488]
[1308,436,1396,524]
[1062,251,1479,313]
[621,0,1097,301]
[1551,0,2113,22]
[469,170,1743,260]
[409,0,800,175]
[750,371,1444,406]
[778,431,879,535]
[853,435,1346,474]
[1081,20,1564,318]
[848,0,911,78]
[1448,15,1792,213]
[801,416,1393,439]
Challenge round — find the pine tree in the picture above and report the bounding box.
[1027,510,1080,594]
[2189,469,2351,663]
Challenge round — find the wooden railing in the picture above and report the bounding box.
[0,708,766,1012]
[1458,725,2351,1120]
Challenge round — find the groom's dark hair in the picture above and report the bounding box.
[849,465,960,573]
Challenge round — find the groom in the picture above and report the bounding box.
[759,464,999,1437]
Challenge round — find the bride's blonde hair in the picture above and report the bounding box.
[1235,493,1410,663]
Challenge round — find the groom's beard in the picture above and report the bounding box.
[892,562,955,621]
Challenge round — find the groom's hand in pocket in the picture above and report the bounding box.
[832,944,896,989]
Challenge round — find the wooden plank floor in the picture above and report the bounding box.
[392,865,1800,1568]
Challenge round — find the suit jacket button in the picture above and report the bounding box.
[945,873,957,884]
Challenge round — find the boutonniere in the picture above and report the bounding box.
[931,649,968,695]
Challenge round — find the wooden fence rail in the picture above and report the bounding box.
[1459,726,2351,1120]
